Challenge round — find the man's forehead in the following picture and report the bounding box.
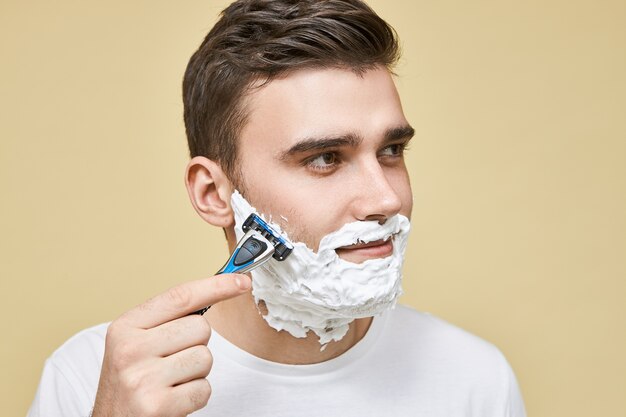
[238,66,407,151]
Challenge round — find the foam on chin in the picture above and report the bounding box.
[230,190,411,346]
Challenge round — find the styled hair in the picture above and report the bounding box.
[182,0,400,182]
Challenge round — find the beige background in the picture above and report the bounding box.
[1,0,624,415]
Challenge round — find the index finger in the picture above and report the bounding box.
[120,273,251,329]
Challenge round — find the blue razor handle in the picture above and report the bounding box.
[218,231,274,275]
[192,214,293,316]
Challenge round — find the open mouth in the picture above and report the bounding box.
[335,235,394,259]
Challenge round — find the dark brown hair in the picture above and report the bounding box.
[183,0,400,183]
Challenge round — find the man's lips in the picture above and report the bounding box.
[335,238,394,259]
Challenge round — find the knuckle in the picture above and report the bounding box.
[190,379,211,409]
[114,341,141,369]
[105,321,124,345]
[120,369,146,392]
[138,394,165,417]
[166,285,193,310]
[191,315,212,341]
[213,276,236,298]
[160,320,184,342]
[137,293,161,315]
[174,351,192,370]
[175,346,212,376]
[104,326,149,371]
[197,347,213,374]
[158,324,175,342]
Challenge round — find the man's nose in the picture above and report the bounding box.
[351,159,403,223]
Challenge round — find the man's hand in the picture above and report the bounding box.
[91,273,251,417]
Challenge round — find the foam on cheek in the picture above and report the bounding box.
[230,190,410,346]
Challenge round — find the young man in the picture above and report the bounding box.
[29,1,526,416]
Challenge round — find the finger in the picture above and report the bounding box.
[162,345,213,386]
[145,314,212,357]
[170,378,212,416]
[121,273,251,329]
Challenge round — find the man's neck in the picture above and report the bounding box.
[205,291,373,364]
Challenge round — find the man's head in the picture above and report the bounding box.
[184,0,413,259]
[184,0,414,343]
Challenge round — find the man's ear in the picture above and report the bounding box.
[185,156,234,228]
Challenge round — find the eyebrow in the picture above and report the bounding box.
[276,133,361,161]
[384,125,415,143]
[277,124,415,161]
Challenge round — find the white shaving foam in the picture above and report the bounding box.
[231,190,411,346]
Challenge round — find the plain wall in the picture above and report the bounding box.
[1,1,624,415]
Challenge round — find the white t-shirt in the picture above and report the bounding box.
[28,305,526,417]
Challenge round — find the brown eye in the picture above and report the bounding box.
[321,152,336,164]
[380,143,405,157]
[307,152,338,170]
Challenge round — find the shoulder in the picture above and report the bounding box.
[28,323,110,417]
[385,304,506,363]
[50,322,109,361]
[379,305,526,415]
[365,305,527,416]
[47,322,110,381]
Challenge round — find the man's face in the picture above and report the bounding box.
[235,66,413,264]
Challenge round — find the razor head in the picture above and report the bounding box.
[242,214,293,261]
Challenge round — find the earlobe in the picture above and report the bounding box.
[184,156,234,228]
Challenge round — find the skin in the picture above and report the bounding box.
[92,274,252,417]
[93,66,413,417]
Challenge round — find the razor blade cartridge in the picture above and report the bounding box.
[242,214,293,261]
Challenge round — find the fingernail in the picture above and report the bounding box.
[234,275,251,290]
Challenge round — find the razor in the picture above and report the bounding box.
[193,213,293,315]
